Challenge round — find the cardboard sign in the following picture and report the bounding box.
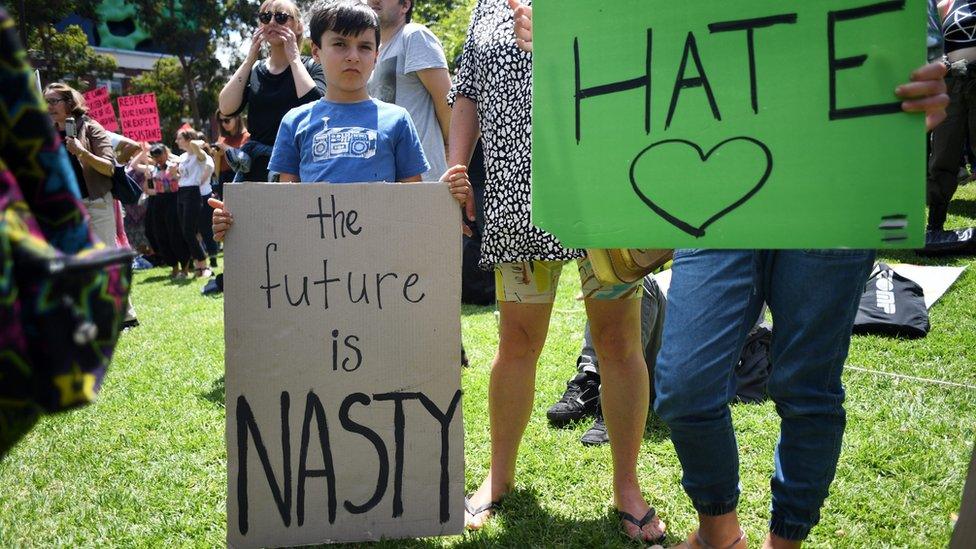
[223,183,464,547]
[531,0,926,248]
[82,87,119,132]
[117,92,162,142]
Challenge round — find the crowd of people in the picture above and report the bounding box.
[30,0,955,547]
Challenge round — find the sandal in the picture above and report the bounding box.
[673,529,747,549]
[464,494,501,529]
[618,507,666,544]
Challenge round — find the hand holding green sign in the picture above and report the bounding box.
[531,0,929,248]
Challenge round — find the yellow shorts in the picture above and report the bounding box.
[494,257,642,304]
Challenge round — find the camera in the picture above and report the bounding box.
[64,117,77,139]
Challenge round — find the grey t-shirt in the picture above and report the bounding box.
[368,23,448,181]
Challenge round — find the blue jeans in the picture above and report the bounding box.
[653,249,875,541]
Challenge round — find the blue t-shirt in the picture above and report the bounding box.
[268,98,430,183]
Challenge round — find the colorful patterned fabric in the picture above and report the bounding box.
[493,257,642,304]
[0,7,134,457]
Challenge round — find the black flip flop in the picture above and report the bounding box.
[617,507,666,544]
[464,495,501,521]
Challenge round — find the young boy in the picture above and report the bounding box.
[211,0,472,240]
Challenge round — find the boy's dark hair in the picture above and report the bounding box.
[309,0,380,48]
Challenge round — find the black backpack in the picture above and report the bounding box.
[852,263,930,339]
[111,164,142,205]
[734,325,772,404]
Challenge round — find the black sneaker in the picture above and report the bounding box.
[546,371,600,427]
[580,410,609,446]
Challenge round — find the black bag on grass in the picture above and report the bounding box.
[852,263,929,339]
[734,325,772,404]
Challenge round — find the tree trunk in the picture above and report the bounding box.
[178,55,202,130]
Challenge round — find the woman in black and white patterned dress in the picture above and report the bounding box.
[448,0,666,542]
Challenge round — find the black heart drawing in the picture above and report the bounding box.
[628,137,773,238]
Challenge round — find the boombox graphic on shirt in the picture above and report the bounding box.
[312,118,378,162]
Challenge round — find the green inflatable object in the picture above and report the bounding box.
[95,0,150,50]
[94,0,193,52]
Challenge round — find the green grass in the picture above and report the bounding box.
[1,186,975,547]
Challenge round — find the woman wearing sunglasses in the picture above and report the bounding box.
[218,0,325,182]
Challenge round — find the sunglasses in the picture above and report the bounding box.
[258,11,293,24]
[219,117,234,123]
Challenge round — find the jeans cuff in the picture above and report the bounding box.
[690,495,738,516]
[768,514,812,541]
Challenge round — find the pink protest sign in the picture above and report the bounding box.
[117,93,162,142]
[82,87,119,132]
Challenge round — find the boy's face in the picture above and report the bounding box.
[313,29,379,100]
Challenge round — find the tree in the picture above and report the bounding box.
[6,0,98,47]
[414,0,476,68]
[129,52,227,143]
[7,1,116,88]
[129,0,242,131]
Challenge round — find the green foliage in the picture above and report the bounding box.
[6,0,99,43]
[27,25,117,90]
[126,0,244,134]
[415,0,477,68]
[128,57,187,143]
[129,53,226,144]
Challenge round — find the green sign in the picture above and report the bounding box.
[531,0,926,249]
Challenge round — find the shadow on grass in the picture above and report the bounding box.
[202,375,225,406]
[949,198,976,219]
[644,412,671,443]
[319,488,650,548]
[462,303,495,317]
[141,274,174,284]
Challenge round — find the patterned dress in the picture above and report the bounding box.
[452,0,583,268]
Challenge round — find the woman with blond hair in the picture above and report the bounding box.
[218,0,325,182]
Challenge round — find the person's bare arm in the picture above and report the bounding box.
[399,175,423,183]
[278,172,300,183]
[268,26,317,99]
[447,94,480,167]
[219,27,264,115]
[416,68,453,144]
[115,136,142,164]
[187,139,208,162]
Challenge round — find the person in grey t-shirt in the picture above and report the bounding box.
[367,0,451,181]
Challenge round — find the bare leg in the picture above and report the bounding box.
[466,301,553,529]
[585,297,665,541]
[675,512,747,548]
[763,533,801,549]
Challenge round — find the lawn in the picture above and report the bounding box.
[1,186,974,547]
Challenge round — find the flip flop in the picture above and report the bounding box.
[464,495,501,528]
[617,507,666,544]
